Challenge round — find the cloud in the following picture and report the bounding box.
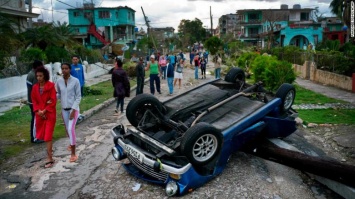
[31,0,335,31]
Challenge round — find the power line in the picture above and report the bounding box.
[32,6,67,14]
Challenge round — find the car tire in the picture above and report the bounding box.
[126,93,163,127]
[275,83,296,113]
[180,123,223,166]
[225,67,245,84]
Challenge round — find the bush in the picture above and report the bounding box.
[123,61,137,77]
[236,52,259,69]
[251,55,296,91]
[83,86,103,95]
[269,46,304,65]
[20,47,47,63]
[263,60,296,91]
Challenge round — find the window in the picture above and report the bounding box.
[300,12,309,21]
[99,11,110,19]
[128,12,131,20]
[116,12,118,18]
[74,12,80,17]
[249,13,258,20]
[250,28,259,35]
[313,35,318,45]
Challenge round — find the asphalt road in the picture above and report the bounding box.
[0,64,347,199]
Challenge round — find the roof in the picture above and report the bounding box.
[237,8,314,13]
[68,5,135,12]
[0,7,39,18]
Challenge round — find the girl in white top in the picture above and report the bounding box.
[174,59,184,89]
[55,63,81,163]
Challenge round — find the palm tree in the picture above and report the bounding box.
[329,0,352,42]
[0,14,22,71]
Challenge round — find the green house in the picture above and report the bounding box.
[68,3,135,48]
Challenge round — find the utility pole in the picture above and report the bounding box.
[141,6,157,51]
[210,6,213,36]
[28,0,33,28]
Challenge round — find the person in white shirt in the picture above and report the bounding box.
[56,63,81,163]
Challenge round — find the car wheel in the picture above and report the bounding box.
[275,83,296,113]
[126,93,163,127]
[180,123,223,166]
[225,67,245,84]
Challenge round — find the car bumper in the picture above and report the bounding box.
[111,129,192,175]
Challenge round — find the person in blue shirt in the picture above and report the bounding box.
[70,55,85,97]
[169,53,176,67]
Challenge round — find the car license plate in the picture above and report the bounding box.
[125,145,144,163]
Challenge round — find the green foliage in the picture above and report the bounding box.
[83,86,103,95]
[263,60,296,91]
[178,18,208,46]
[314,50,353,75]
[123,61,137,77]
[236,52,259,69]
[269,46,304,65]
[45,46,70,63]
[251,55,296,91]
[315,40,340,51]
[204,36,223,55]
[20,47,47,63]
[137,36,157,52]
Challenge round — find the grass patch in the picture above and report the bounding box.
[297,109,355,124]
[0,79,135,164]
[294,85,346,105]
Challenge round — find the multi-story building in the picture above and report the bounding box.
[68,2,136,48]
[149,27,175,43]
[0,0,39,32]
[321,17,347,44]
[217,14,242,38]
[237,4,324,49]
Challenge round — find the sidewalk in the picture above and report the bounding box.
[295,77,355,104]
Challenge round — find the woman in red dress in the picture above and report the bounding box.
[31,67,57,168]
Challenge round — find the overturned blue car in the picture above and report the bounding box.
[111,68,297,196]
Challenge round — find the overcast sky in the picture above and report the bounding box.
[31,0,335,31]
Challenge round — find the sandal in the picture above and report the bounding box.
[69,155,78,163]
[44,161,55,168]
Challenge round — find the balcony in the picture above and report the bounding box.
[240,19,261,25]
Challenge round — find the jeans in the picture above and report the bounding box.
[215,68,221,79]
[116,98,124,112]
[167,77,174,94]
[161,66,167,79]
[136,77,144,95]
[195,66,199,79]
[149,74,161,95]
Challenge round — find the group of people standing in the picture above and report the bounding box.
[135,51,185,97]
[27,56,84,168]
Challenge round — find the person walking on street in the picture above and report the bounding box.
[159,55,167,80]
[27,60,44,143]
[31,67,57,168]
[70,55,85,96]
[166,58,174,95]
[70,55,85,122]
[56,63,81,163]
[194,53,200,79]
[112,58,131,114]
[145,55,161,95]
[200,57,207,79]
[214,55,222,79]
[174,59,184,89]
[169,53,176,67]
[136,57,145,96]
